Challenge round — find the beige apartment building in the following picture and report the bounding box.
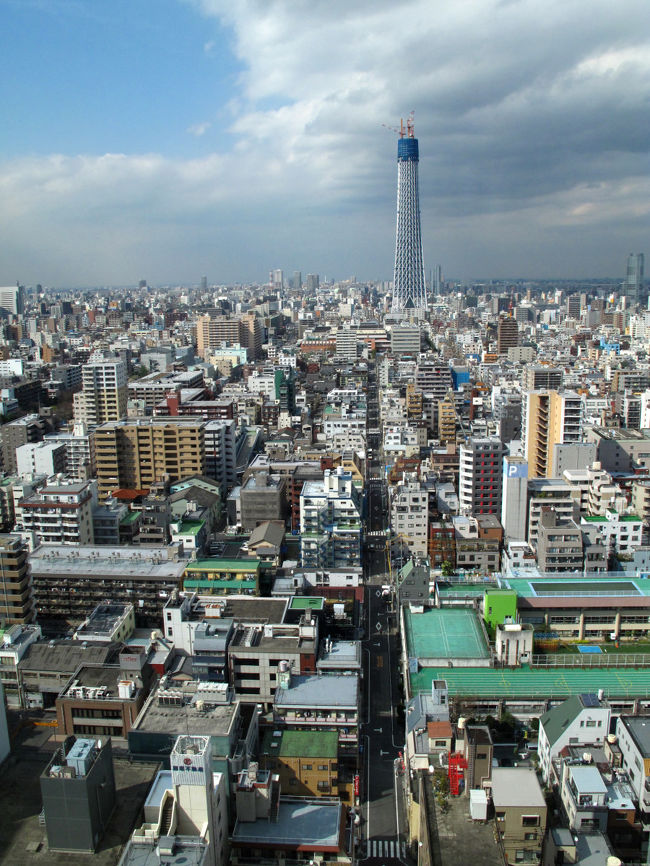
[196,312,262,360]
[523,390,583,478]
[95,418,205,499]
[0,534,35,625]
[492,767,547,865]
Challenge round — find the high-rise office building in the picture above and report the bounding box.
[271,268,284,290]
[391,117,427,317]
[623,253,644,305]
[496,316,519,355]
[73,356,128,427]
[0,285,25,316]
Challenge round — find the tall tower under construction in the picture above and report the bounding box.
[391,117,427,317]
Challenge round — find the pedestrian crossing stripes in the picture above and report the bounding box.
[365,839,406,859]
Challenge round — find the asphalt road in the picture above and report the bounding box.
[360,469,408,865]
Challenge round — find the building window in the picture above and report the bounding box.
[521,816,539,827]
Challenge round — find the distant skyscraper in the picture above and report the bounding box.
[391,117,427,317]
[623,253,644,305]
[271,269,284,290]
[200,275,207,291]
[496,316,519,355]
[293,270,302,289]
[0,284,24,316]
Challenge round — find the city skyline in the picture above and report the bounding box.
[1,0,648,286]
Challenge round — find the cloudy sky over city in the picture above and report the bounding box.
[1,0,648,287]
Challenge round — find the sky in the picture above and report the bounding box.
[0,0,648,287]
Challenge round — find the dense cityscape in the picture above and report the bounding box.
[0,110,647,866]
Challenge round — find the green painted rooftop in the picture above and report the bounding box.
[262,728,338,759]
[184,558,261,572]
[410,666,650,699]
[437,586,489,598]
[289,597,325,610]
[178,520,205,536]
[404,608,490,660]
[501,575,650,598]
[583,514,642,522]
[120,511,140,525]
[183,578,257,590]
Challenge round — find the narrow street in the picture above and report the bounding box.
[360,469,408,864]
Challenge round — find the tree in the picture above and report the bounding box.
[441,560,455,578]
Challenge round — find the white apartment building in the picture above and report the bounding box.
[383,425,420,459]
[391,476,429,556]
[15,441,66,478]
[43,421,96,480]
[527,479,580,549]
[204,419,243,488]
[581,510,644,556]
[300,468,361,568]
[616,715,650,814]
[19,479,98,546]
[538,694,610,784]
[74,356,128,427]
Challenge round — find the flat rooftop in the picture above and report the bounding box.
[501,573,650,604]
[132,682,238,739]
[232,798,341,848]
[621,715,650,756]
[261,728,339,759]
[29,545,186,580]
[275,674,358,709]
[20,640,119,673]
[491,767,545,807]
[410,666,650,700]
[318,640,361,669]
[60,664,142,701]
[404,608,490,660]
[0,750,159,866]
[117,836,208,866]
[76,604,132,637]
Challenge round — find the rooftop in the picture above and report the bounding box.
[60,664,143,701]
[19,640,119,673]
[29,544,186,580]
[539,694,606,746]
[621,715,650,756]
[275,674,358,709]
[118,836,208,866]
[404,608,490,660]
[411,667,650,699]
[232,798,342,849]
[132,681,239,739]
[261,728,339,759]
[290,596,325,611]
[491,767,545,807]
[568,764,607,794]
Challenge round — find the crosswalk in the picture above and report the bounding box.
[364,838,406,860]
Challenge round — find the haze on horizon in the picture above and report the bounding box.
[0,0,648,288]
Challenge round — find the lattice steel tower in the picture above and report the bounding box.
[391,116,427,316]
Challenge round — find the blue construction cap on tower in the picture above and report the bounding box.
[397,137,419,161]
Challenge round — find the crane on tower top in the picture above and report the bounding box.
[382,110,416,138]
